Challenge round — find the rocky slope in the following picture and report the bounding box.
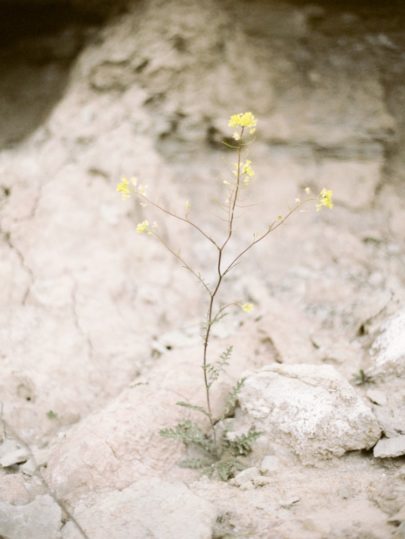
[0,1,404,538]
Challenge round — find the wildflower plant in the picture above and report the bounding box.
[116,112,333,479]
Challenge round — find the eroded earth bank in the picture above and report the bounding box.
[0,0,405,537]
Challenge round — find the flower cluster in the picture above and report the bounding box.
[241,159,254,185]
[316,188,334,211]
[241,303,254,313]
[136,220,150,234]
[116,177,131,199]
[229,112,257,136]
[116,177,147,200]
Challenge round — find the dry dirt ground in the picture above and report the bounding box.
[0,1,404,538]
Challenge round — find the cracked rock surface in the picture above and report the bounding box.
[0,0,405,538]
[233,364,381,463]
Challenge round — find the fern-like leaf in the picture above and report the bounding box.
[225,427,262,457]
[221,377,245,419]
[160,420,215,454]
[176,401,209,417]
[179,457,213,470]
[206,345,233,387]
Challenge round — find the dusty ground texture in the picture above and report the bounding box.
[0,0,405,538]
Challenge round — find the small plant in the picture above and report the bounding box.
[352,368,375,386]
[117,112,333,479]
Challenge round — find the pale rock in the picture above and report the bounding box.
[0,439,30,468]
[371,309,405,377]
[62,478,216,539]
[0,495,62,539]
[366,389,387,406]
[373,436,405,458]
[231,467,258,489]
[255,300,315,364]
[260,455,280,474]
[0,474,31,504]
[373,404,405,438]
[235,364,381,463]
[46,346,259,500]
[230,467,269,490]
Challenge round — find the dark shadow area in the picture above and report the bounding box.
[0,0,128,148]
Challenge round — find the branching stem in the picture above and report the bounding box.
[135,123,315,451]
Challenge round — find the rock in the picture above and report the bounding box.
[0,473,31,504]
[61,478,216,539]
[234,364,381,463]
[279,496,300,510]
[230,467,269,490]
[0,495,62,539]
[46,344,260,500]
[259,455,280,474]
[255,301,315,364]
[371,309,405,377]
[373,436,405,458]
[366,389,387,406]
[0,439,30,468]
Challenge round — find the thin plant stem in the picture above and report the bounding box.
[138,193,220,250]
[133,121,318,455]
[151,231,212,295]
[200,128,245,446]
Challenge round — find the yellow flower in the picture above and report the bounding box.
[228,112,257,131]
[316,188,334,211]
[136,220,150,234]
[116,177,131,199]
[241,159,254,177]
[241,303,254,313]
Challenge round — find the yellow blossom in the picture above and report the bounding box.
[116,177,131,199]
[304,186,311,195]
[316,188,333,211]
[241,303,254,313]
[136,220,150,234]
[241,159,254,177]
[228,112,257,131]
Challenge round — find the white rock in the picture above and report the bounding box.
[260,455,280,474]
[0,439,30,468]
[371,309,405,376]
[366,389,387,406]
[374,436,405,458]
[231,467,258,488]
[0,495,62,539]
[235,364,381,463]
[62,478,216,539]
[0,474,31,504]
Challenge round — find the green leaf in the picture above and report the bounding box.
[176,401,209,417]
[206,346,234,387]
[222,377,245,419]
[225,427,262,457]
[160,420,216,454]
[179,457,213,470]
